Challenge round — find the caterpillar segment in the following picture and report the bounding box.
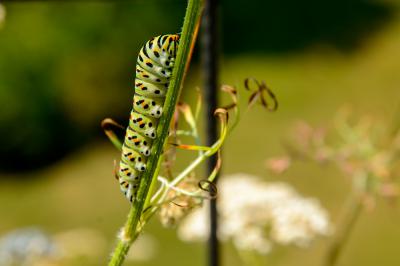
[129,111,158,139]
[118,161,140,182]
[134,79,168,98]
[125,127,152,156]
[133,94,164,119]
[117,34,180,202]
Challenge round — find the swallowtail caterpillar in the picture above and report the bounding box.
[117,34,180,202]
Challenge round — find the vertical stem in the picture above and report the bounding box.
[324,193,363,266]
[108,0,203,265]
[201,0,220,266]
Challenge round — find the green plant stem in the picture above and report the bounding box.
[324,193,363,266]
[143,154,164,210]
[108,1,203,265]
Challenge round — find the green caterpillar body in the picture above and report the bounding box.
[118,34,180,202]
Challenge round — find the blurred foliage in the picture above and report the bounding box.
[222,0,394,53]
[0,2,400,264]
[0,2,185,172]
[0,0,395,172]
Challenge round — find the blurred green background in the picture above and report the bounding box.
[0,0,399,265]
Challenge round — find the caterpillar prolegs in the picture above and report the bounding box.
[118,34,180,202]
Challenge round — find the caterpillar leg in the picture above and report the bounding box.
[101,118,124,151]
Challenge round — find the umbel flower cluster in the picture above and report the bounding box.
[267,109,399,206]
[176,174,331,255]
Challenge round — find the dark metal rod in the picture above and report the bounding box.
[201,0,219,265]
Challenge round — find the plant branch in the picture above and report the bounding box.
[324,192,363,266]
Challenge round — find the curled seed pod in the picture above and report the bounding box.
[198,179,218,199]
[244,77,278,111]
[221,85,238,111]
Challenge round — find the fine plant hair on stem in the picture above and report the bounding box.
[108,0,203,265]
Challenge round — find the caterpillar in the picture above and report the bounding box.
[117,34,180,202]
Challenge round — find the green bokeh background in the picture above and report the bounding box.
[0,1,399,265]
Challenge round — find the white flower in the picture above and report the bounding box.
[177,173,332,255]
[270,198,331,247]
[178,207,209,242]
[232,227,272,255]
